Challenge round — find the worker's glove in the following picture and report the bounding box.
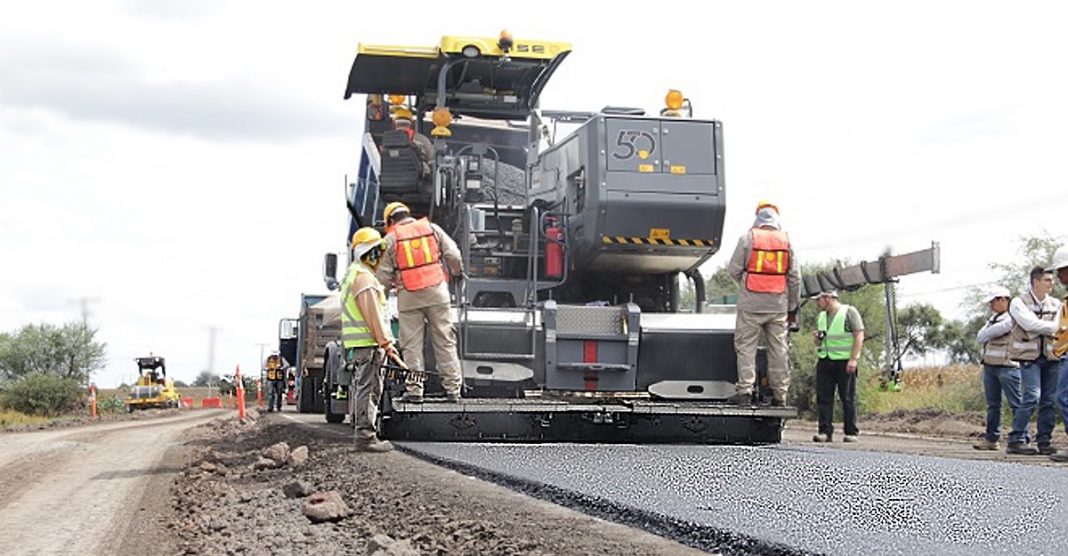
[383,343,406,369]
[787,309,800,332]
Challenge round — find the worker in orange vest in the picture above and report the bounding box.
[726,201,801,406]
[375,202,464,403]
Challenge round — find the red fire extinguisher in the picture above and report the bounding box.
[545,219,564,278]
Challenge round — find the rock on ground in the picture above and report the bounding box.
[283,480,314,499]
[288,445,309,467]
[302,491,350,523]
[262,441,290,464]
[366,534,419,556]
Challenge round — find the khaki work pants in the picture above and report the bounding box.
[399,303,463,396]
[348,347,385,442]
[734,310,790,400]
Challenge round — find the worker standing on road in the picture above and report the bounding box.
[1045,248,1068,463]
[263,353,288,413]
[811,290,865,443]
[342,227,400,453]
[727,201,801,406]
[1006,266,1062,456]
[376,202,465,403]
[972,286,1021,451]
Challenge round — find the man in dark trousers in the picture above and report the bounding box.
[811,290,865,443]
[263,353,289,412]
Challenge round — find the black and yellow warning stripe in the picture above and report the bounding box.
[601,236,715,247]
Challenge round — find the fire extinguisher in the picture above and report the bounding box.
[545,218,564,279]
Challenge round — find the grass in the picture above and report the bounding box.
[0,409,54,427]
[859,365,985,415]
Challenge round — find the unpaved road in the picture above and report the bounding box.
[0,410,224,556]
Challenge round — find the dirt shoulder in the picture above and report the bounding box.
[784,409,1068,468]
[171,410,702,556]
[0,407,185,433]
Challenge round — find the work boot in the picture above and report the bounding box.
[444,392,462,403]
[355,438,393,453]
[1038,444,1058,456]
[727,393,753,406]
[972,439,999,451]
[843,435,859,443]
[812,433,831,443]
[1006,443,1039,455]
[398,392,423,404]
[1049,452,1068,463]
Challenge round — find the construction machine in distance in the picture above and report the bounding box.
[125,355,181,411]
[315,30,794,443]
[279,295,341,415]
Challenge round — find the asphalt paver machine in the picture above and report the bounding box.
[327,32,795,442]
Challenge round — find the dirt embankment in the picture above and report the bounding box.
[860,408,986,438]
[171,412,699,556]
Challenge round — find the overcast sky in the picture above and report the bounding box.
[2,1,1066,386]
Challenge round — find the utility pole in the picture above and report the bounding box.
[207,326,217,376]
[68,297,100,389]
[254,342,268,384]
[68,297,100,326]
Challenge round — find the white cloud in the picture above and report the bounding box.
[3,0,1068,385]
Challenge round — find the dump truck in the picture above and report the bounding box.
[125,355,181,411]
[323,32,793,443]
[280,294,341,414]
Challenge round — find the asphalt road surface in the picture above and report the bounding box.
[401,442,1068,555]
[0,411,224,556]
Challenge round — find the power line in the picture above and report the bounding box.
[897,281,996,298]
[68,297,100,326]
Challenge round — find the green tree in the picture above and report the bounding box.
[192,370,218,387]
[0,373,83,416]
[680,265,740,311]
[938,315,985,364]
[0,322,107,383]
[896,303,945,359]
[963,234,1065,317]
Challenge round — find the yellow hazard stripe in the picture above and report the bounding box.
[601,236,714,247]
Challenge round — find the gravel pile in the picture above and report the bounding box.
[474,159,527,207]
[169,416,685,555]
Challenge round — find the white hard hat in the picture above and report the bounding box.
[1047,246,1068,272]
[982,285,1011,303]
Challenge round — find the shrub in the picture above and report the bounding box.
[0,373,83,416]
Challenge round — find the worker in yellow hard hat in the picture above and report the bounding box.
[341,227,399,452]
[374,203,465,403]
[726,200,800,407]
[392,108,434,173]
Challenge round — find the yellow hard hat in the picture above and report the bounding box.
[351,227,382,250]
[755,200,779,215]
[383,201,410,223]
[392,107,413,121]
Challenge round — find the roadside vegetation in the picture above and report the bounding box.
[0,321,107,423]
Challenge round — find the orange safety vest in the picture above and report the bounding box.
[394,218,447,291]
[745,228,790,294]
